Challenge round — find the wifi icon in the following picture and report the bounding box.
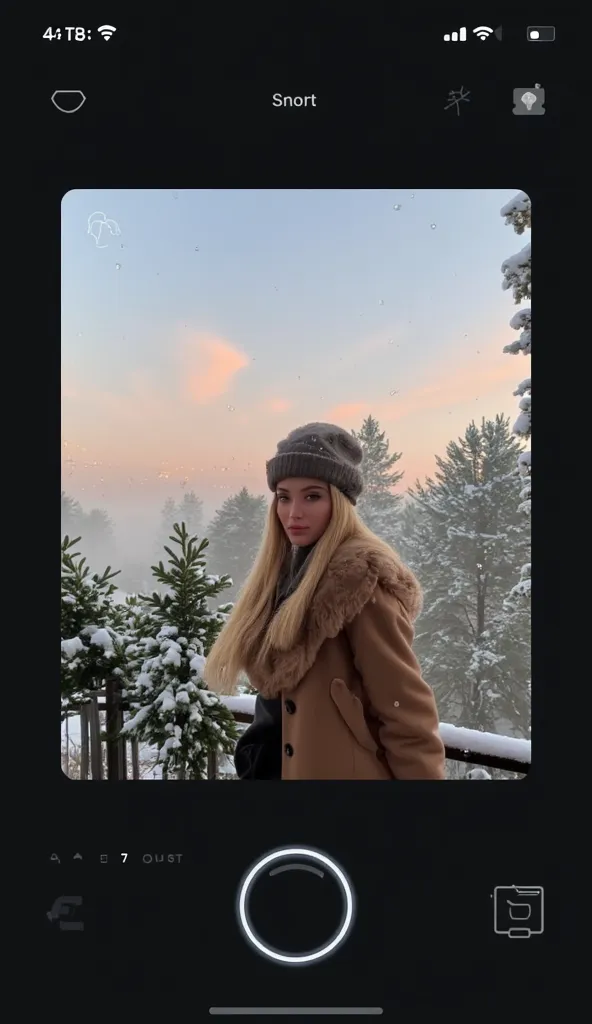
[473,25,493,40]
[97,24,116,40]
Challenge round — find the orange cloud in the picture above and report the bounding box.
[327,347,529,427]
[388,356,528,421]
[263,398,294,413]
[182,335,250,404]
[328,401,369,421]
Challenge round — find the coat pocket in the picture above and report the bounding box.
[330,678,378,754]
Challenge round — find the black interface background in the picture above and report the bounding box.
[23,6,577,1015]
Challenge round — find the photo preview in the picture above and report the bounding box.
[60,188,531,783]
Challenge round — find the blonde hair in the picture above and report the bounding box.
[204,483,398,694]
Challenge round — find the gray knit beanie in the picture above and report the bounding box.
[266,422,364,505]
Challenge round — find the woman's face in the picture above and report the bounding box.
[276,478,332,546]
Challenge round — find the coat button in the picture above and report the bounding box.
[284,699,296,714]
[284,743,294,756]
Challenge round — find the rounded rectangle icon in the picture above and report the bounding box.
[493,886,544,937]
[513,86,545,115]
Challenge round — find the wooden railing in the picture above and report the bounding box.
[63,687,530,780]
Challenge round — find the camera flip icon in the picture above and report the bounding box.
[493,886,544,938]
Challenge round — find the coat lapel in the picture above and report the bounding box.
[246,538,423,698]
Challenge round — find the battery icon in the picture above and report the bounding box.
[527,26,555,41]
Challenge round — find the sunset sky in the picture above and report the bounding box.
[61,188,530,550]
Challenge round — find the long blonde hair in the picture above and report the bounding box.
[204,483,398,694]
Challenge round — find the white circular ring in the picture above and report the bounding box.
[237,846,355,965]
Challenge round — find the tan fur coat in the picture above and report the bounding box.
[244,538,445,780]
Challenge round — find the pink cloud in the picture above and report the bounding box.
[384,356,527,422]
[182,335,250,404]
[263,398,294,413]
[327,401,369,421]
[327,345,529,426]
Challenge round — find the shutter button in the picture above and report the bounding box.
[236,846,356,965]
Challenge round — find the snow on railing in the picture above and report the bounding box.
[220,694,531,769]
[439,723,530,764]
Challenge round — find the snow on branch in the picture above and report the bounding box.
[500,191,531,234]
[501,243,531,304]
[501,191,531,541]
[504,308,531,356]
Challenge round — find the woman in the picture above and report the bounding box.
[204,422,446,780]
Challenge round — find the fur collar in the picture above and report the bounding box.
[246,537,423,698]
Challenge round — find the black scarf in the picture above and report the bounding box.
[274,542,317,610]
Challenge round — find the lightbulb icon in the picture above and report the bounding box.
[521,91,538,111]
[513,83,544,116]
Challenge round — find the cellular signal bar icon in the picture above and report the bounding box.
[444,27,467,42]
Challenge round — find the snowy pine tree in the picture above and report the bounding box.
[500,191,531,604]
[352,415,403,545]
[207,487,267,599]
[120,523,238,779]
[61,535,124,716]
[399,416,530,736]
